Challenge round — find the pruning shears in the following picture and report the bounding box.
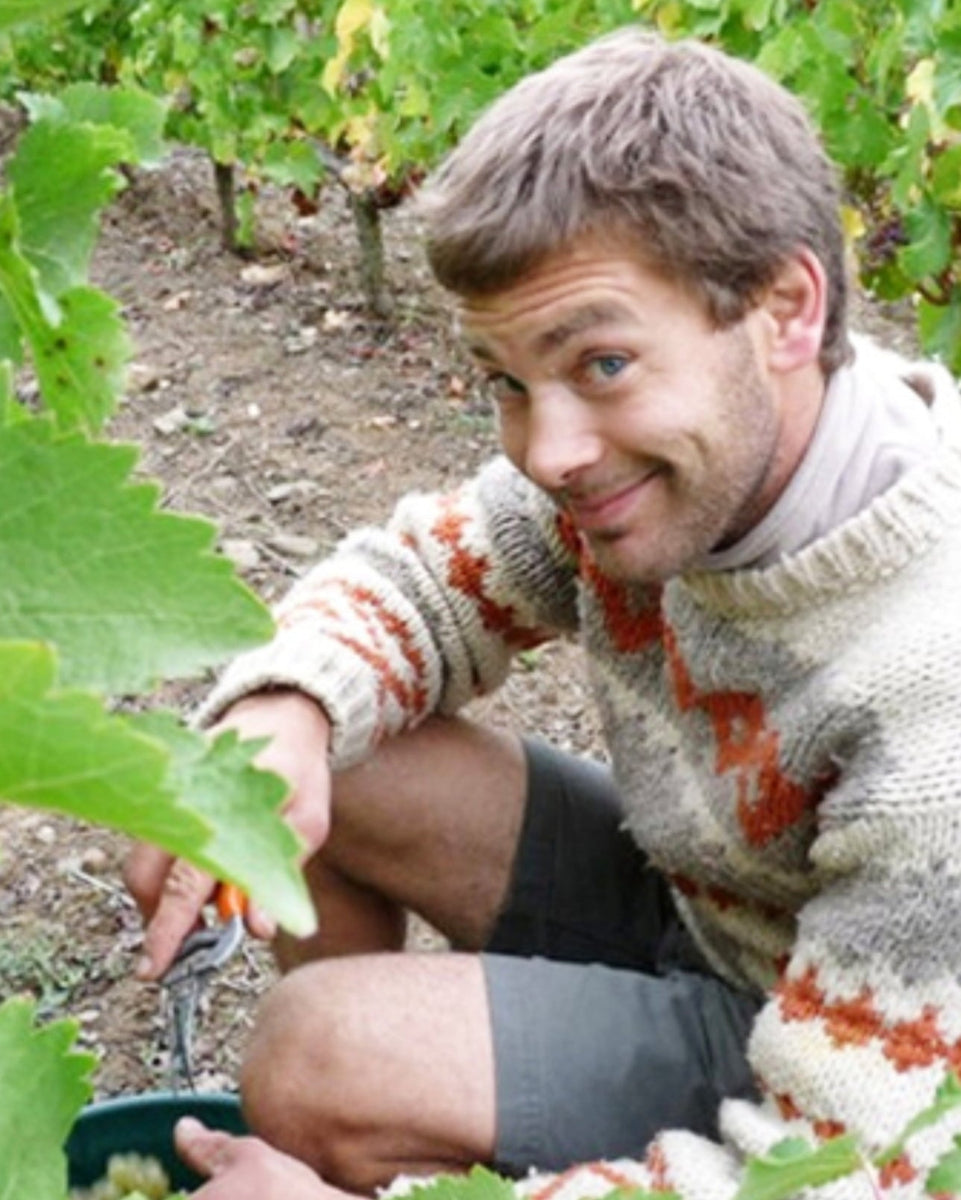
[160,882,247,1091]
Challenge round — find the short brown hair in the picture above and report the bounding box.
[419,27,850,373]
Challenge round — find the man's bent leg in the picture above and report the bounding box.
[252,737,760,1186]
[483,740,762,1171]
[275,716,527,969]
[241,951,496,1194]
[486,956,760,1172]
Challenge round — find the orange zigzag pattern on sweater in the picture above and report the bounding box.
[560,513,822,847]
[773,1092,848,1144]
[278,581,429,728]
[431,496,547,651]
[662,622,820,846]
[526,1159,667,1200]
[778,965,961,1073]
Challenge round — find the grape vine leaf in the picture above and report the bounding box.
[597,1188,679,1200]
[32,285,130,433]
[7,115,134,299]
[919,292,961,376]
[0,193,130,434]
[0,639,209,851]
[403,1166,519,1200]
[132,711,316,937]
[0,0,90,29]
[0,416,273,693]
[20,81,168,166]
[900,201,953,281]
[927,1138,961,1195]
[732,1134,862,1200]
[0,997,95,1200]
[0,641,314,933]
[877,1070,961,1166]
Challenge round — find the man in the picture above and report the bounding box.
[126,26,961,1200]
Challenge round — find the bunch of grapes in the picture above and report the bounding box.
[69,1152,177,1200]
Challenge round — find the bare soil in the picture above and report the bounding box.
[0,147,918,1104]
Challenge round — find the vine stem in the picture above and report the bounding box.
[859,1153,884,1200]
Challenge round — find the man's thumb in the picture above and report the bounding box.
[175,1116,237,1177]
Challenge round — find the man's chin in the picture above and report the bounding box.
[583,531,665,583]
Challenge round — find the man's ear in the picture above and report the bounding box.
[760,247,828,374]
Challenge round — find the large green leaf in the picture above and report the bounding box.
[0,640,210,852]
[7,116,131,298]
[0,642,315,933]
[0,417,273,693]
[21,82,169,166]
[134,712,316,937]
[0,195,128,433]
[0,998,94,1200]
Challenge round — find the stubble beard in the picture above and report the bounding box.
[585,335,779,583]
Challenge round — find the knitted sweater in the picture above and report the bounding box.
[205,345,961,1198]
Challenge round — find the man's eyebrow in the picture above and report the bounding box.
[463,301,632,362]
[533,302,632,354]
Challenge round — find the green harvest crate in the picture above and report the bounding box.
[66,1091,246,1191]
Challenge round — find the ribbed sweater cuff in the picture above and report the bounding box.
[193,634,380,769]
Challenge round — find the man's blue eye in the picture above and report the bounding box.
[591,356,627,379]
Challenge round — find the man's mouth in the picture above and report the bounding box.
[563,473,660,532]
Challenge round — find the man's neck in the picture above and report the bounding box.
[697,338,939,571]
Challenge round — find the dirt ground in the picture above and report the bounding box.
[0,146,920,1104]
[0,147,606,1100]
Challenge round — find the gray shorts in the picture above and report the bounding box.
[483,740,762,1174]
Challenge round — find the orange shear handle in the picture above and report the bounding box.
[215,882,247,922]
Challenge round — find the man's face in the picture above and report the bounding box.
[459,239,793,582]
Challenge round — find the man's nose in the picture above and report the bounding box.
[522,388,603,491]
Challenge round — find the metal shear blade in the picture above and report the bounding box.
[161,905,245,1091]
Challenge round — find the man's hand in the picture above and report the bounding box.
[175,1117,351,1200]
[123,689,333,980]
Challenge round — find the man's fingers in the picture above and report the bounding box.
[136,859,215,980]
[174,1117,238,1177]
[246,901,277,940]
[122,843,176,922]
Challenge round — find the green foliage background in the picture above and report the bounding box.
[1,0,958,363]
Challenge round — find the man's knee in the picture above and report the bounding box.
[240,952,497,1191]
[240,961,374,1183]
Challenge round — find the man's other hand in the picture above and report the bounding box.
[123,689,333,979]
[176,1117,348,1200]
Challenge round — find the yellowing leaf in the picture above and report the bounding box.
[321,52,346,95]
[344,110,379,156]
[906,57,949,140]
[906,58,935,108]
[653,1,685,35]
[841,204,866,243]
[334,0,374,41]
[324,0,388,94]
[369,6,391,59]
